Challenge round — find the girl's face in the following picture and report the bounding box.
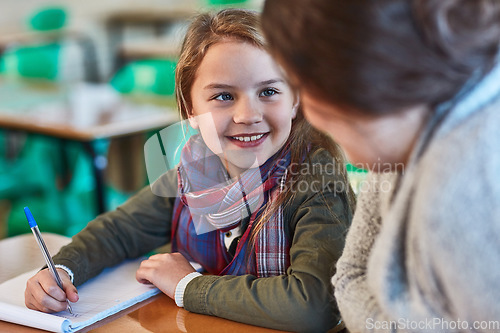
[189,40,297,177]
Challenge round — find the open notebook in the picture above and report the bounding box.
[0,258,161,332]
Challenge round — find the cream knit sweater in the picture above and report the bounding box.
[333,62,500,332]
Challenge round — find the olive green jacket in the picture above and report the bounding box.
[53,150,352,333]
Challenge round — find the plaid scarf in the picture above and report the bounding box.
[171,134,291,277]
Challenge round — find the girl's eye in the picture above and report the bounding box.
[214,93,233,101]
[260,88,278,97]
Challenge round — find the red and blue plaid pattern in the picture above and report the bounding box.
[171,134,291,277]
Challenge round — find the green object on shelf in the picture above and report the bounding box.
[2,43,61,80]
[0,6,67,80]
[28,7,67,31]
[110,59,177,97]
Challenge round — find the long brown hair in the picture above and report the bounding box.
[262,0,500,115]
[175,9,355,248]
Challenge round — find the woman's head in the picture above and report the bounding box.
[262,0,500,114]
[176,9,298,176]
[262,0,500,168]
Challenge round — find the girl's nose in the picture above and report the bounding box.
[233,99,262,124]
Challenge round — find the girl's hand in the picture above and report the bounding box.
[136,253,196,299]
[25,268,79,313]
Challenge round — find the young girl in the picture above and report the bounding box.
[262,0,500,331]
[25,9,355,332]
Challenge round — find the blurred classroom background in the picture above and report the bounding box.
[0,0,367,241]
[0,0,265,240]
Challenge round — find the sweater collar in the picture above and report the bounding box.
[406,57,500,170]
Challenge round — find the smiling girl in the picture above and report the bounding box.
[24,9,355,332]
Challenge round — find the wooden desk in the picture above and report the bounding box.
[0,234,284,333]
[0,80,178,141]
[0,79,179,213]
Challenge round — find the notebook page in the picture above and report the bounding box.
[0,301,70,332]
[0,258,160,333]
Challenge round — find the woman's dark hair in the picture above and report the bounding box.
[262,0,500,114]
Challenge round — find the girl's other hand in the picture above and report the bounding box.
[25,268,79,313]
[136,253,196,299]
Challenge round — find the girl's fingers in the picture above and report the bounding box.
[36,271,66,302]
[25,269,73,313]
[25,284,67,313]
[136,265,154,284]
[56,268,79,303]
[64,283,79,303]
[40,281,66,302]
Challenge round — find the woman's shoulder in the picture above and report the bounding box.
[411,98,500,235]
[420,98,500,194]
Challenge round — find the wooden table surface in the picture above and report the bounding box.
[0,80,179,141]
[0,234,285,333]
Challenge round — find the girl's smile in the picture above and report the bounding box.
[227,132,269,148]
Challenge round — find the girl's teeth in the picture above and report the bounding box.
[232,134,264,142]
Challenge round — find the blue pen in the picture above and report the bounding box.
[24,207,73,314]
